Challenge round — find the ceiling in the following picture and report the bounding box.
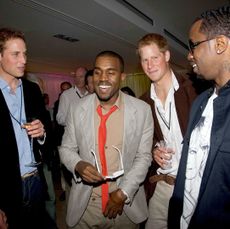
[0,0,228,76]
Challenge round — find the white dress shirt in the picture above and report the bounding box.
[57,86,88,126]
[151,71,183,176]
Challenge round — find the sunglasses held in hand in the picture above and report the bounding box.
[91,145,124,180]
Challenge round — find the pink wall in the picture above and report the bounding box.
[27,72,75,108]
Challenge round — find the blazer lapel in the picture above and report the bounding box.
[78,95,96,152]
[122,95,136,164]
[198,94,230,199]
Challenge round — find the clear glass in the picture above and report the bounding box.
[91,145,124,180]
[22,120,41,167]
[158,140,173,170]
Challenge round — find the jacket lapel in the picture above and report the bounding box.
[122,95,136,164]
[198,92,230,199]
[78,95,96,153]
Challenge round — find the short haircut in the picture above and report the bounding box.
[121,86,136,97]
[137,33,169,56]
[198,5,230,39]
[0,28,25,54]
[95,50,124,73]
[60,81,71,89]
[85,69,94,85]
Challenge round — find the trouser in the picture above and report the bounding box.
[43,164,56,221]
[69,195,139,229]
[20,172,58,229]
[145,181,174,229]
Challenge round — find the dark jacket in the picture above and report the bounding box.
[0,78,48,228]
[168,83,230,229]
[140,74,197,201]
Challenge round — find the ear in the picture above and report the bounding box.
[121,73,126,81]
[215,35,228,54]
[165,50,170,62]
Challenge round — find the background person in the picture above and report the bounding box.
[52,81,72,201]
[121,86,136,97]
[56,67,88,126]
[85,69,94,94]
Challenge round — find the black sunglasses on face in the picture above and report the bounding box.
[188,38,214,53]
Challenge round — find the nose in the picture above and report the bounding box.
[99,71,108,81]
[20,53,27,64]
[187,51,194,62]
[147,59,153,70]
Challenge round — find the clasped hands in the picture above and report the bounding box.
[75,161,126,218]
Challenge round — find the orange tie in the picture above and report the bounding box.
[97,105,118,212]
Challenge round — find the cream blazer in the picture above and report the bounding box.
[60,92,153,227]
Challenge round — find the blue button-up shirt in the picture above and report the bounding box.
[0,78,35,176]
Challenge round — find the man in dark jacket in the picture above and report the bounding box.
[0,28,55,229]
[168,5,230,229]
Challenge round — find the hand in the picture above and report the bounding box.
[75,161,104,183]
[104,189,126,219]
[153,146,174,168]
[22,119,45,138]
[0,209,8,229]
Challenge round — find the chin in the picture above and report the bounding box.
[96,94,111,102]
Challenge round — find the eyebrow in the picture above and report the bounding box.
[94,67,118,71]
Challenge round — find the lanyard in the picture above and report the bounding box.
[9,85,24,127]
[157,102,171,130]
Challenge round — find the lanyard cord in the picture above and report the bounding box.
[9,85,23,127]
[156,102,171,130]
[75,90,82,98]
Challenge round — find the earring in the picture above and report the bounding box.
[217,50,220,54]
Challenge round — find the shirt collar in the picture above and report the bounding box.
[95,90,123,111]
[74,85,89,97]
[0,77,22,91]
[150,70,179,101]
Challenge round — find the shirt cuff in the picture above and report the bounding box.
[121,189,130,204]
[37,132,46,145]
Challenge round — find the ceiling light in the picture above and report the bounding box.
[53,34,79,42]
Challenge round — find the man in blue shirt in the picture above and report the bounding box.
[0,28,56,229]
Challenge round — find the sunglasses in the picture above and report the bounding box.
[188,38,214,53]
[91,145,124,180]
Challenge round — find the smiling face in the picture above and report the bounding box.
[0,38,27,80]
[139,43,170,83]
[187,19,220,82]
[93,55,125,107]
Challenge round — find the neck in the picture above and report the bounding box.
[0,74,20,93]
[99,95,118,112]
[215,76,230,92]
[77,86,86,94]
[154,71,173,105]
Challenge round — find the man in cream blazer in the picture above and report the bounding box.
[60,51,153,228]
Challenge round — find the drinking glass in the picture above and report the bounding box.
[158,140,173,170]
[22,119,41,167]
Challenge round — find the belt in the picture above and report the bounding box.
[21,170,38,180]
[149,174,175,185]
